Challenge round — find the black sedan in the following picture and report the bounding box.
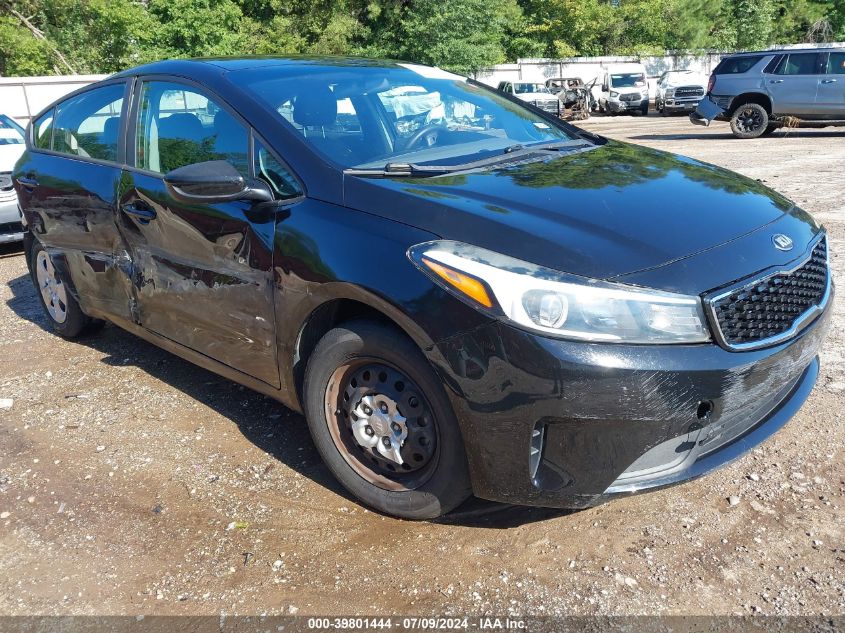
[14,58,832,519]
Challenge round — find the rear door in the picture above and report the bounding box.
[766,52,824,116]
[816,51,845,117]
[119,77,281,387]
[14,80,136,322]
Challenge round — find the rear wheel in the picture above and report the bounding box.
[30,241,102,338]
[303,320,471,519]
[730,103,769,139]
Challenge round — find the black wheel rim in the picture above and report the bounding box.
[737,108,764,133]
[325,360,439,491]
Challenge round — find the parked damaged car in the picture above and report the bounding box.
[15,58,832,519]
[0,114,27,244]
[692,47,845,138]
[655,70,707,115]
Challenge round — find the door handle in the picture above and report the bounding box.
[770,79,784,84]
[122,203,157,223]
[17,176,38,191]
[821,79,838,84]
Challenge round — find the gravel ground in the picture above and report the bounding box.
[0,113,843,618]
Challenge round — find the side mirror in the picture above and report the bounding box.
[164,160,273,204]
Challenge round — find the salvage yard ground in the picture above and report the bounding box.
[0,114,843,617]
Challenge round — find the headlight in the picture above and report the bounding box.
[409,241,710,344]
[665,88,675,98]
[610,91,619,98]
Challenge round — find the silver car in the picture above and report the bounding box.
[0,114,26,244]
[692,47,845,138]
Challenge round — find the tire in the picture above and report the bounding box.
[30,240,101,338]
[303,320,472,519]
[730,102,769,139]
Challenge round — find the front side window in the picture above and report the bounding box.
[775,53,821,76]
[136,81,249,176]
[239,64,575,170]
[51,83,124,161]
[826,52,845,75]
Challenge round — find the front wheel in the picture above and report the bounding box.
[730,103,769,139]
[303,320,472,519]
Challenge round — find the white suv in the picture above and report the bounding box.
[0,114,26,244]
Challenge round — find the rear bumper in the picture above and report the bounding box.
[428,299,831,509]
[691,96,728,127]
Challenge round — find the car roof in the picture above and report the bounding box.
[111,56,416,79]
[726,46,845,57]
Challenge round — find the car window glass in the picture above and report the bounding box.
[715,56,763,75]
[776,53,820,75]
[0,115,24,146]
[32,110,54,149]
[763,55,783,74]
[52,84,124,161]
[254,141,301,199]
[136,81,249,176]
[826,52,845,75]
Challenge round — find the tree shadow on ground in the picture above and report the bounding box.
[5,265,573,528]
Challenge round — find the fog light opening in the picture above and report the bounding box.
[696,400,714,421]
[529,422,546,480]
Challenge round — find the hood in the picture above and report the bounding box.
[514,93,558,101]
[344,140,817,283]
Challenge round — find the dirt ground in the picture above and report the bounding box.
[0,113,843,618]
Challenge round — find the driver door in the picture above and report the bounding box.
[119,78,281,387]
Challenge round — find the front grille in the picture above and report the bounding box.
[621,93,641,102]
[0,172,12,191]
[708,237,829,349]
[0,221,23,235]
[675,86,705,98]
[533,100,559,114]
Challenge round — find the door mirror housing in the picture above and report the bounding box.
[164,160,273,204]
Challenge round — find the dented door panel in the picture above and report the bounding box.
[118,170,279,388]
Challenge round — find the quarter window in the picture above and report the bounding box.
[254,141,301,199]
[51,83,124,161]
[33,110,54,150]
[135,81,249,176]
[715,56,764,75]
[826,52,845,75]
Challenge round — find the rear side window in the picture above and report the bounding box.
[52,83,125,161]
[714,56,764,75]
[826,52,845,75]
[774,53,822,75]
[32,110,54,149]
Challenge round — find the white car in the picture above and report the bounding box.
[0,114,26,244]
[496,81,561,116]
[655,70,707,115]
[598,63,650,116]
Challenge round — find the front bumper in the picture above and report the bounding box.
[0,195,24,244]
[662,98,702,112]
[608,98,648,113]
[428,301,831,509]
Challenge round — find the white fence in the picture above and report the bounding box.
[0,74,107,127]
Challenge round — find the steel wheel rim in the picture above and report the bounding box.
[737,108,764,133]
[324,360,439,491]
[35,251,68,324]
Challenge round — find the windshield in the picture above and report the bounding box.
[239,64,575,169]
[610,73,646,89]
[0,115,25,145]
[513,83,550,94]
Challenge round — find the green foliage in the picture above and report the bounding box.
[0,0,843,76]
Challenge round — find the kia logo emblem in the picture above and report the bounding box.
[772,234,794,251]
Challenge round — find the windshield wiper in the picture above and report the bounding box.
[344,140,594,178]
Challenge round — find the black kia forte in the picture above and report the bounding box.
[14,58,832,519]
